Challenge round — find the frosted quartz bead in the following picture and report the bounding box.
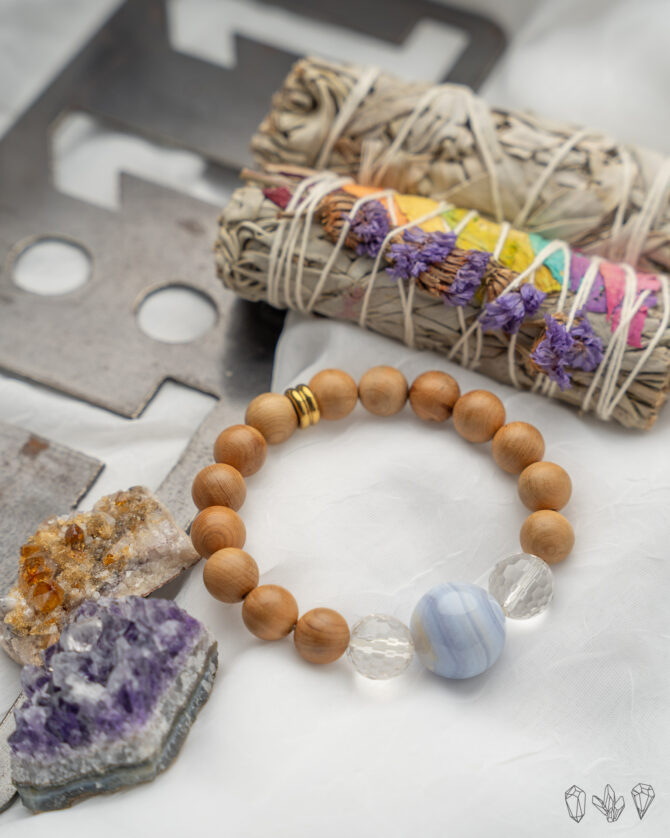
[488,553,554,619]
[347,615,414,679]
[411,583,505,679]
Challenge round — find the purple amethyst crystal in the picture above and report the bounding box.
[480,283,546,334]
[387,228,457,280]
[530,311,604,390]
[348,200,390,258]
[9,596,217,812]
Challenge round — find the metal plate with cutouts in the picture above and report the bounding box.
[0,0,504,417]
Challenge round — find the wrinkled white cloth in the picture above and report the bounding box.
[1,0,670,835]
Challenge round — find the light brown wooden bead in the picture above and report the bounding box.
[520,510,574,564]
[192,463,246,511]
[245,393,297,444]
[294,608,351,664]
[190,506,246,558]
[203,548,259,603]
[358,365,408,416]
[242,584,299,640]
[452,390,506,443]
[308,369,358,420]
[409,370,460,422]
[491,422,545,474]
[518,461,572,511]
[213,424,267,476]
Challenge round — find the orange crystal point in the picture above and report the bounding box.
[29,580,64,614]
[18,555,55,596]
[63,523,85,549]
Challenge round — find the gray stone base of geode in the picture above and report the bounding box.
[15,649,217,813]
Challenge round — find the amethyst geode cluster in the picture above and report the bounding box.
[9,596,217,812]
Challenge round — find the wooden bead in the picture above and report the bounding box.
[203,548,259,603]
[452,389,506,443]
[213,424,267,476]
[190,506,246,558]
[294,608,350,664]
[409,370,460,422]
[520,510,574,564]
[358,365,408,416]
[245,393,297,444]
[491,422,545,474]
[308,369,358,420]
[192,463,246,511]
[242,584,299,640]
[518,461,572,511]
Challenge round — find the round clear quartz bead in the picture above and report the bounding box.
[347,614,414,679]
[488,553,554,619]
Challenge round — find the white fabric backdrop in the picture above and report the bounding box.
[1,0,669,835]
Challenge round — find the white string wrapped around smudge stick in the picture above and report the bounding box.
[252,56,670,276]
[215,168,670,430]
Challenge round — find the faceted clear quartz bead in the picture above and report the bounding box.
[347,614,414,679]
[488,553,553,619]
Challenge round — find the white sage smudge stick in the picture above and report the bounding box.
[216,170,670,430]
[251,57,670,276]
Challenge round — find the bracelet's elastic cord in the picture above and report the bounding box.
[316,67,670,270]
[263,169,669,422]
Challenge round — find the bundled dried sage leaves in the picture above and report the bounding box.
[252,57,670,275]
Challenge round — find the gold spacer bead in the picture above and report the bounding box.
[284,384,321,429]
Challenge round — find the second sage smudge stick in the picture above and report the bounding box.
[252,57,670,276]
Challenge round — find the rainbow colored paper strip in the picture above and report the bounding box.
[341,184,660,350]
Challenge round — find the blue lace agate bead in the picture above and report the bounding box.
[410,582,505,679]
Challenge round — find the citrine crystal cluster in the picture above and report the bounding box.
[0,487,199,665]
[9,596,217,812]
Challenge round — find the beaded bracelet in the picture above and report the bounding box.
[189,366,574,681]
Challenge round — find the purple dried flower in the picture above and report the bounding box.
[566,311,604,371]
[530,315,574,390]
[386,241,416,280]
[443,274,479,307]
[443,250,491,307]
[420,230,458,264]
[480,283,546,334]
[387,227,457,280]
[349,200,390,258]
[530,311,603,390]
[402,227,429,245]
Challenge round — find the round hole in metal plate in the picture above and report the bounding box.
[137,283,217,343]
[12,237,91,295]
